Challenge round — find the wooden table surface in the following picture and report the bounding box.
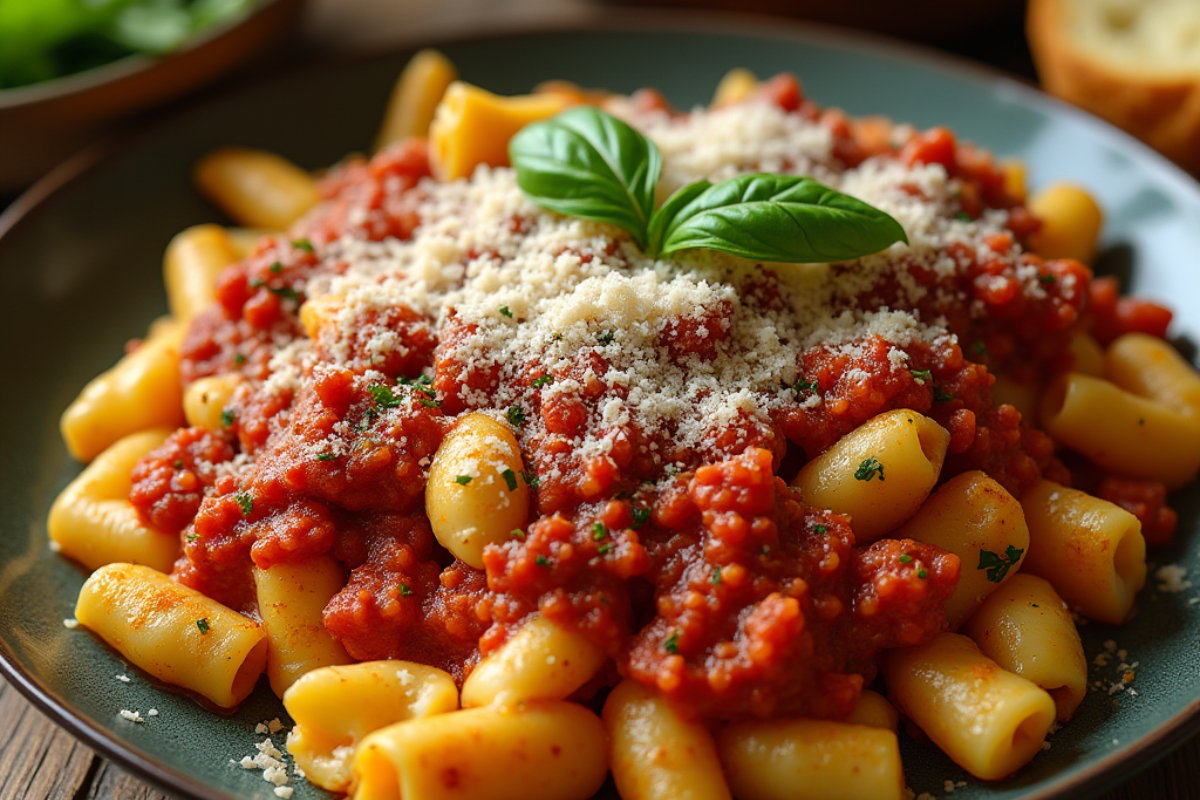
[3,1,1199,799]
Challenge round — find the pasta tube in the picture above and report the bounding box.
[252,557,351,697]
[60,319,186,463]
[1039,372,1200,488]
[194,147,319,231]
[893,470,1029,628]
[843,689,899,731]
[75,563,267,708]
[962,573,1087,722]
[183,374,243,434]
[718,718,904,800]
[880,632,1056,780]
[426,412,530,568]
[1020,480,1146,625]
[1105,332,1200,417]
[462,615,606,707]
[163,224,241,323]
[284,661,458,792]
[48,429,179,573]
[791,409,950,542]
[602,679,731,800]
[429,81,573,180]
[352,701,608,800]
[376,49,458,149]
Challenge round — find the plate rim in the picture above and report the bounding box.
[2,12,1199,800]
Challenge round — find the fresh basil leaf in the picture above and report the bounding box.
[509,106,661,249]
[650,173,908,262]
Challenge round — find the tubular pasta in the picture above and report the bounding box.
[880,632,1056,781]
[75,563,267,708]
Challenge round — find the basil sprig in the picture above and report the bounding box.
[509,106,908,262]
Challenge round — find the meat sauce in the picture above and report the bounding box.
[129,77,1172,716]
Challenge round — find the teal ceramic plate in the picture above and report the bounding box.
[2,18,1198,800]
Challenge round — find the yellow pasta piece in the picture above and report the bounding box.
[429,81,574,181]
[182,374,243,435]
[1000,158,1027,203]
[375,49,459,150]
[252,557,351,697]
[962,573,1087,722]
[843,689,899,731]
[48,430,179,573]
[718,718,904,800]
[163,224,240,323]
[894,470,1030,629]
[284,661,458,793]
[711,68,758,107]
[462,615,606,707]
[352,701,608,800]
[194,147,320,231]
[1026,182,1103,263]
[792,409,950,542]
[881,632,1056,781]
[1068,333,1106,378]
[1039,372,1200,488]
[60,320,186,463]
[1105,332,1200,417]
[603,679,731,800]
[1021,480,1146,625]
[75,563,267,708]
[426,412,530,568]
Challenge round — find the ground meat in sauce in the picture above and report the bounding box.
[126,75,1176,721]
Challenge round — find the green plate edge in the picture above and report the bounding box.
[1,15,1198,800]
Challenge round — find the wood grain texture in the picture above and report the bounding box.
[2,676,1198,800]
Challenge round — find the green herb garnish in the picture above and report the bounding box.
[631,506,651,528]
[455,475,473,486]
[899,553,913,564]
[711,566,722,586]
[531,374,552,388]
[234,492,253,516]
[400,583,412,597]
[502,468,518,492]
[592,522,608,541]
[854,457,885,482]
[221,408,235,427]
[368,384,402,409]
[509,107,908,262]
[978,545,1024,583]
[535,555,550,567]
[663,630,681,655]
[910,368,932,384]
[499,305,513,318]
[293,238,314,253]
[196,618,210,634]
[507,406,526,428]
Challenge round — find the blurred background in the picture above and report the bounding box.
[0,0,1047,203]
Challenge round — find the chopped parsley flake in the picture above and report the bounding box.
[196,618,210,634]
[1039,273,1057,284]
[597,543,612,555]
[791,376,819,395]
[972,340,988,357]
[899,554,913,564]
[978,545,1025,583]
[535,555,550,567]
[813,523,828,534]
[234,492,253,516]
[400,583,412,597]
[663,631,681,655]
[368,384,402,408]
[631,506,651,528]
[292,238,314,253]
[510,529,526,540]
[269,261,283,273]
[507,406,526,427]
[502,469,518,492]
[521,470,540,489]
[917,568,928,579]
[854,457,885,482]
[711,566,722,586]
[186,533,199,543]
[174,459,184,470]
[910,368,932,384]
[268,285,300,302]
[316,453,336,462]
[221,408,235,427]
[955,211,972,222]
[234,353,246,364]
[597,330,615,346]
[417,397,442,409]
[934,387,955,402]
[499,305,513,318]
[592,522,608,541]
[531,374,552,388]
[455,475,473,486]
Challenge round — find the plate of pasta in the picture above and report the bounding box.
[1,18,1199,800]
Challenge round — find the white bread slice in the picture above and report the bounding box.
[1028,0,1200,174]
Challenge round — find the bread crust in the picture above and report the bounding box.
[1027,0,1200,175]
